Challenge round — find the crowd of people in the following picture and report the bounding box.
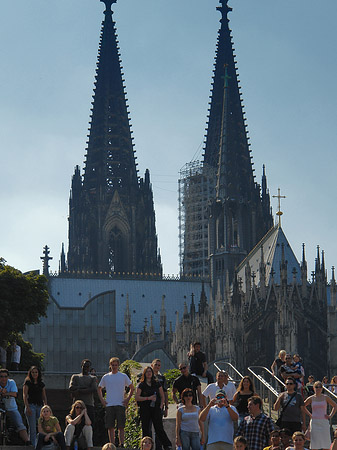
[1,344,337,450]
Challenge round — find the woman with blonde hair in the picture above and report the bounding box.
[285,431,308,450]
[271,350,287,377]
[64,400,93,450]
[304,381,337,450]
[36,405,66,450]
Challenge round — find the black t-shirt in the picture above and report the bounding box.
[173,374,201,404]
[137,380,161,408]
[156,373,167,392]
[23,379,45,406]
[189,351,206,376]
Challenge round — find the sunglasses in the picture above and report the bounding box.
[0,375,8,378]
[75,406,83,409]
[179,366,187,370]
[183,393,193,397]
[216,395,226,399]
[315,385,323,388]
[286,382,294,385]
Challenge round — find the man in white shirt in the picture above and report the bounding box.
[10,342,21,371]
[202,371,236,405]
[98,357,134,446]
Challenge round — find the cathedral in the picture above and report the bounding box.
[25,0,337,376]
[62,0,161,276]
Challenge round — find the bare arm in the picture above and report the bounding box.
[97,385,107,407]
[23,384,30,409]
[274,393,283,411]
[172,387,180,405]
[84,409,92,426]
[135,387,156,403]
[197,385,203,408]
[66,411,85,426]
[176,409,182,447]
[123,383,134,406]
[200,398,216,422]
[326,396,337,419]
[42,387,47,405]
[301,405,306,431]
[159,386,165,409]
[304,396,313,417]
[199,414,205,444]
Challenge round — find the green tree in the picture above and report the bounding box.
[0,258,49,343]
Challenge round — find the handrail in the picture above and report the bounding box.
[248,366,281,397]
[248,366,284,417]
[213,361,244,382]
[323,385,337,401]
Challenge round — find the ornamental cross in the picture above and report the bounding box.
[272,187,286,226]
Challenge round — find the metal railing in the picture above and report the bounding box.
[212,360,244,385]
[248,366,284,417]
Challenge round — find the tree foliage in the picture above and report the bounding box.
[0,258,49,342]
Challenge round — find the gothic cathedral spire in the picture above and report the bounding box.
[64,0,161,276]
[206,0,273,287]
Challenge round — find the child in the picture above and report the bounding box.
[234,436,248,450]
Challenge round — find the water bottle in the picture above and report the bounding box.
[74,440,78,450]
[150,392,156,407]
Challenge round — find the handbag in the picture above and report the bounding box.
[275,392,296,427]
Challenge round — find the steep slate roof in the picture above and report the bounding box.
[237,224,302,292]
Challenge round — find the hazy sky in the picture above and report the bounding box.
[1,0,336,279]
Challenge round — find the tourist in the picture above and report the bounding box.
[279,356,302,393]
[98,357,134,446]
[279,429,292,450]
[102,444,116,450]
[305,376,315,397]
[304,381,337,450]
[232,376,256,424]
[23,366,47,446]
[188,342,214,384]
[271,350,287,378]
[273,377,306,433]
[199,388,238,450]
[141,436,154,450]
[64,400,93,450]
[285,431,308,450]
[322,376,329,389]
[234,436,248,450]
[175,388,204,450]
[10,341,21,371]
[151,359,169,450]
[263,430,281,450]
[0,342,7,368]
[202,371,236,406]
[173,362,202,406]
[36,405,66,450]
[292,355,305,393]
[0,368,31,445]
[69,359,97,423]
[236,395,274,450]
[135,366,172,450]
[329,376,337,394]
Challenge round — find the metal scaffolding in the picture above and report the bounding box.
[178,161,216,277]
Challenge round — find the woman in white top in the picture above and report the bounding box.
[176,388,204,450]
[304,381,337,450]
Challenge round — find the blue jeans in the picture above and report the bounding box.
[180,430,200,450]
[6,408,26,432]
[25,403,42,446]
